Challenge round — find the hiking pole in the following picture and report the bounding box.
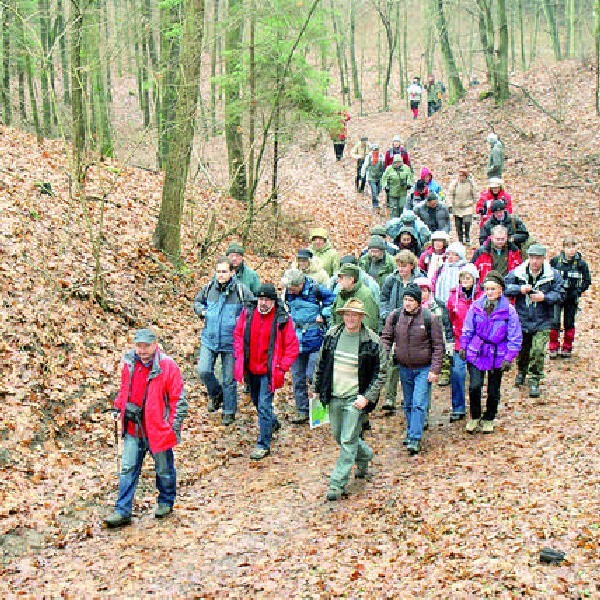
[103,408,120,476]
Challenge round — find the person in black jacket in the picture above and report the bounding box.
[313,299,387,501]
[479,201,529,249]
[549,235,591,358]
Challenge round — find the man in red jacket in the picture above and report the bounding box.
[104,329,186,528]
[472,224,522,283]
[233,284,299,460]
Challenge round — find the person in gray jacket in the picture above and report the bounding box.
[414,192,451,234]
[486,132,504,178]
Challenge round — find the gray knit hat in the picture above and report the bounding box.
[527,243,547,257]
[367,236,386,251]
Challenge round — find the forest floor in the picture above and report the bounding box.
[1,59,599,597]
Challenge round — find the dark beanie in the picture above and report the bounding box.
[256,283,278,300]
[226,242,244,256]
[490,199,505,212]
[403,283,422,303]
[340,254,358,265]
[484,270,505,289]
[338,263,360,281]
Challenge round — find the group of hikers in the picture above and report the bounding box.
[103,130,592,526]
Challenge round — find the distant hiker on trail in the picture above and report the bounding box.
[350,136,369,192]
[549,235,591,358]
[194,256,254,425]
[478,200,528,250]
[476,178,513,229]
[361,144,385,211]
[330,263,380,333]
[446,264,483,423]
[418,167,443,198]
[447,167,477,244]
[314,298,386,501]
[471,224,523,282]
[486,132,504,178]
[460,271,522,434]
[381,154,413,218]
[384,134,412,169]
[380,284,444,455]
[358,236,396,288]
[309,228,340,277]
[405,178,429,212]
[425,75,445,116]
[282,269,335,425]
[407,77,423,119]
[414,192,451,234]
[505,244,565,399]
[104,329,187,528]
[293,248,330,287]
[331,110,351,161]
[226,242,260,294]
[233,284,298,460]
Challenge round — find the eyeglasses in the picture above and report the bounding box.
[216,269,230,274]
[483,286,500,292]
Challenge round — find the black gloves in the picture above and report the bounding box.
[458,349,466,361]
[501,360,511,372]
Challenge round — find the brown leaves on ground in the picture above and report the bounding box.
[1,60,599,596]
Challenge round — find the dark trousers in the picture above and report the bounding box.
[333,142,345,161]
[552,300,577,331]
[454,215,472,243]
[468,364,503,421]
[355,159,365,191]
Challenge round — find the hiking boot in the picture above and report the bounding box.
[437,374,450,387]
[207,392,223,413]
[272,420,281,433]
[250,447,270,461]
[362,419,372,432]
[381,403,396,414]
[402,434,410,446]
[450,412,465,423]
[154,504,173,519]
[221,413,235,426]
[480,420,495,434]
[423,418,429,431]
[355,463,371,479]
[104,512,131,528]
[560,349,572,358]
[529,383,541,398]
[465,418,480,434]
[514,372,526,387]
[326,488,344,502]
[407,439,421,455]
[549,350,559,359]
[291,413,309,424]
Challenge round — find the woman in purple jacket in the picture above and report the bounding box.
[459,270,522,434]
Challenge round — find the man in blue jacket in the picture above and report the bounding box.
[505,244,564,398]
[282,269,335,423]
[194,256,254,424]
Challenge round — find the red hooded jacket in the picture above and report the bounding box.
[114,348,186,454]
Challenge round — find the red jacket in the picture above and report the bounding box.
[384,146,411,168]
[476,190,513,229]
[472,240,523,282]
[446,286,483,350]
[233,304,299,391]
[418,245,446,274]
[114,348,186,454]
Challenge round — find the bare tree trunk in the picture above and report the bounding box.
[529,2,540,66]
[434,0,465,104]
[349,0,361,100]
[1,2,11,125]
[495,0,510,101]
[56,0,71,104]
[373,0,397,112]
[224,0,246,201]
[246,0,255,216]
[596,0,599,114]
[155,0,205,262]
[330,0,347,103]
[517,0,526,71]
[542,0,562,60]
[210,0,219,135]
[476,1,495,87]
[71,0,86,183]
[39,0,53,134]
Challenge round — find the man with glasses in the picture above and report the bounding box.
[194,256,254,424]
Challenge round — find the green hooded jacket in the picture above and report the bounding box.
[310,228,340,277]
[331,280,380,333]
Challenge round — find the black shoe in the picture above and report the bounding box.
[514,372,526,387]
[529,383,540,398]
[362,419,372,431]
[208,392,223,413]
[407,439,421,455]
[272,420,281,433]
[539,547,566,564]
[104,512,132,528]
[222,413,235,426]
[291,414,309,424]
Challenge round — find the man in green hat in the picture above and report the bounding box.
[309,228,340,277]
[313,298,387,501]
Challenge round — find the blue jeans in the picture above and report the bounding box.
[115,435,176,517]
[197,346,237,415]
[328,396,373,492]
[290,351,318,415]
[248,373,279,450]
[369,180,381,208]
[399,365,431,441]
[450,351,467,414]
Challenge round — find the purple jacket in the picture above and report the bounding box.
[460,295,522,371]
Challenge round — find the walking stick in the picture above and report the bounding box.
[103,408,120,476]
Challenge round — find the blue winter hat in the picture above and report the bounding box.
[134,328,156,344]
